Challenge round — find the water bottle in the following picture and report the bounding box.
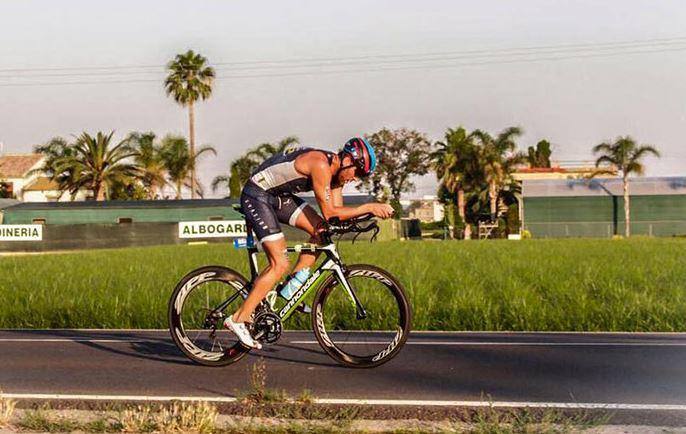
[232,235,255,249]
[279,268,311,300]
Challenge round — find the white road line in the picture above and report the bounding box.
[4,393,686,411]
[2,338,686,346]
[2,393,237,403]
[3,329,686,335]
[314,399,686,411]
[0,339,153,343]
[289,340,686,346]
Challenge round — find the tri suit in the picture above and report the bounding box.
[240,147,336,243]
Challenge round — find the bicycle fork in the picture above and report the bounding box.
[324,260,368,320]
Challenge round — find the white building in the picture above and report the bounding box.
[0,153,87,202]
[404,195,445,222]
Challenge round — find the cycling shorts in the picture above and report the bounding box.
[240,181,312,243]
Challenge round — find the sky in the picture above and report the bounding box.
[1,0,685,198]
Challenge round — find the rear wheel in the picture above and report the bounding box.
[311,264,411,368]
[168,266,251,366]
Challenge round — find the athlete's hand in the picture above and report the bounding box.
[368,203,394,219]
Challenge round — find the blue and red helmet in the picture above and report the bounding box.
[342,137,377,177]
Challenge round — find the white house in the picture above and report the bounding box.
[0,153,88,202]
[404,195,445,222]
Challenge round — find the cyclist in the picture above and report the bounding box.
[225,137,394,349]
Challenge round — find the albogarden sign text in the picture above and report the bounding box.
[178,220,247,239]
[0,225,43,241]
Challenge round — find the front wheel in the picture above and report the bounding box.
[168,265,251,366]
[311,264,411,368]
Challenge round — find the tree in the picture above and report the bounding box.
[109,178,148,200]
[212,136,300,198]
[164,50,215,199]
[160,134,216,199]
[211,156,255,198]
[249,136,299,160]
[592,136,660,237]
[527,139,552,168]
[127,131,167,199]
[362,128,433,216]
[31,137,81,200]
[470,127,527,220]
[432,127,480,238]
[0,173,12,199]
[52,132,139,201]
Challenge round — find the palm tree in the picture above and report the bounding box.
[164,50,215,199]
[432,127,479,238]
[127,132,168,199]
[592,136,660,237]
[249,136,300,160]
[31,137,81,200]
[212,136,300,198]
[53,132,139,201]
[160,135,216,199]
[470,127,527,220]
[211,156,255,198]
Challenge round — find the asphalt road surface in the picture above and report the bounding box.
[2,329,686,407]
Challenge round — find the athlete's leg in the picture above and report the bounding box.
[232,190,291,324]
[274,196,325,273]
[232,236,289,323]
[291,205,325,273]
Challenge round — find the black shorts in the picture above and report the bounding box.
[240,181,312,243]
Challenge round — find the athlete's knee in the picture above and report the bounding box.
[308,233,323,245]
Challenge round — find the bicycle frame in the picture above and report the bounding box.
[244,243,367,321]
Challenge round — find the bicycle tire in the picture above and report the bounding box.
[311,264,411,368]
[168,265,251,366]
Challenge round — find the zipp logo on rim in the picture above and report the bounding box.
[315,304,335,348]
[372,327,403,362]
[348,269,393,286]
[174,272,216,314]
[175,327,223,361]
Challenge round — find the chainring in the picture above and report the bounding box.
[251,311,282,344]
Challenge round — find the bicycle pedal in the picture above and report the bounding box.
[296,303,312,314]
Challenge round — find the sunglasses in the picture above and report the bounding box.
[340,163,368,178]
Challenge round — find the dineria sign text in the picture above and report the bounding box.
[178,221,247,239]
[0,225,43,241]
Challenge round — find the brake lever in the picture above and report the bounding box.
[351,230,362,244]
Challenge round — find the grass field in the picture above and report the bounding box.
[1,238,685,331]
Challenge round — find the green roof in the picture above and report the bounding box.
[9,198,234,210]
[1,195,375,225]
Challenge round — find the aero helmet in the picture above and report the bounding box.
[342,137,377,176]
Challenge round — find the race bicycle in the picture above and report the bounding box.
[168,208,411,368]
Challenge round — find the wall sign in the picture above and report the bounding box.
[178,221,247,239]
[0,225,43,241]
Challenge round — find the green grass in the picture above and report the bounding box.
[1,238,685,331]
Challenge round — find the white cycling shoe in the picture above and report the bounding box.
[224,316,262,350]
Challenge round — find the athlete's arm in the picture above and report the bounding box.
[310,159,392,221]
[331,186,344,207]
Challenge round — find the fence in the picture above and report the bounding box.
[0,219,404,253]
[524,220,686,238]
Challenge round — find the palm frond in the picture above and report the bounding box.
[211,175,230,192]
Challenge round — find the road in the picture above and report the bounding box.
[2,330,686,409]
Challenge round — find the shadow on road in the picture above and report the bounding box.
[1,329,339,369]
